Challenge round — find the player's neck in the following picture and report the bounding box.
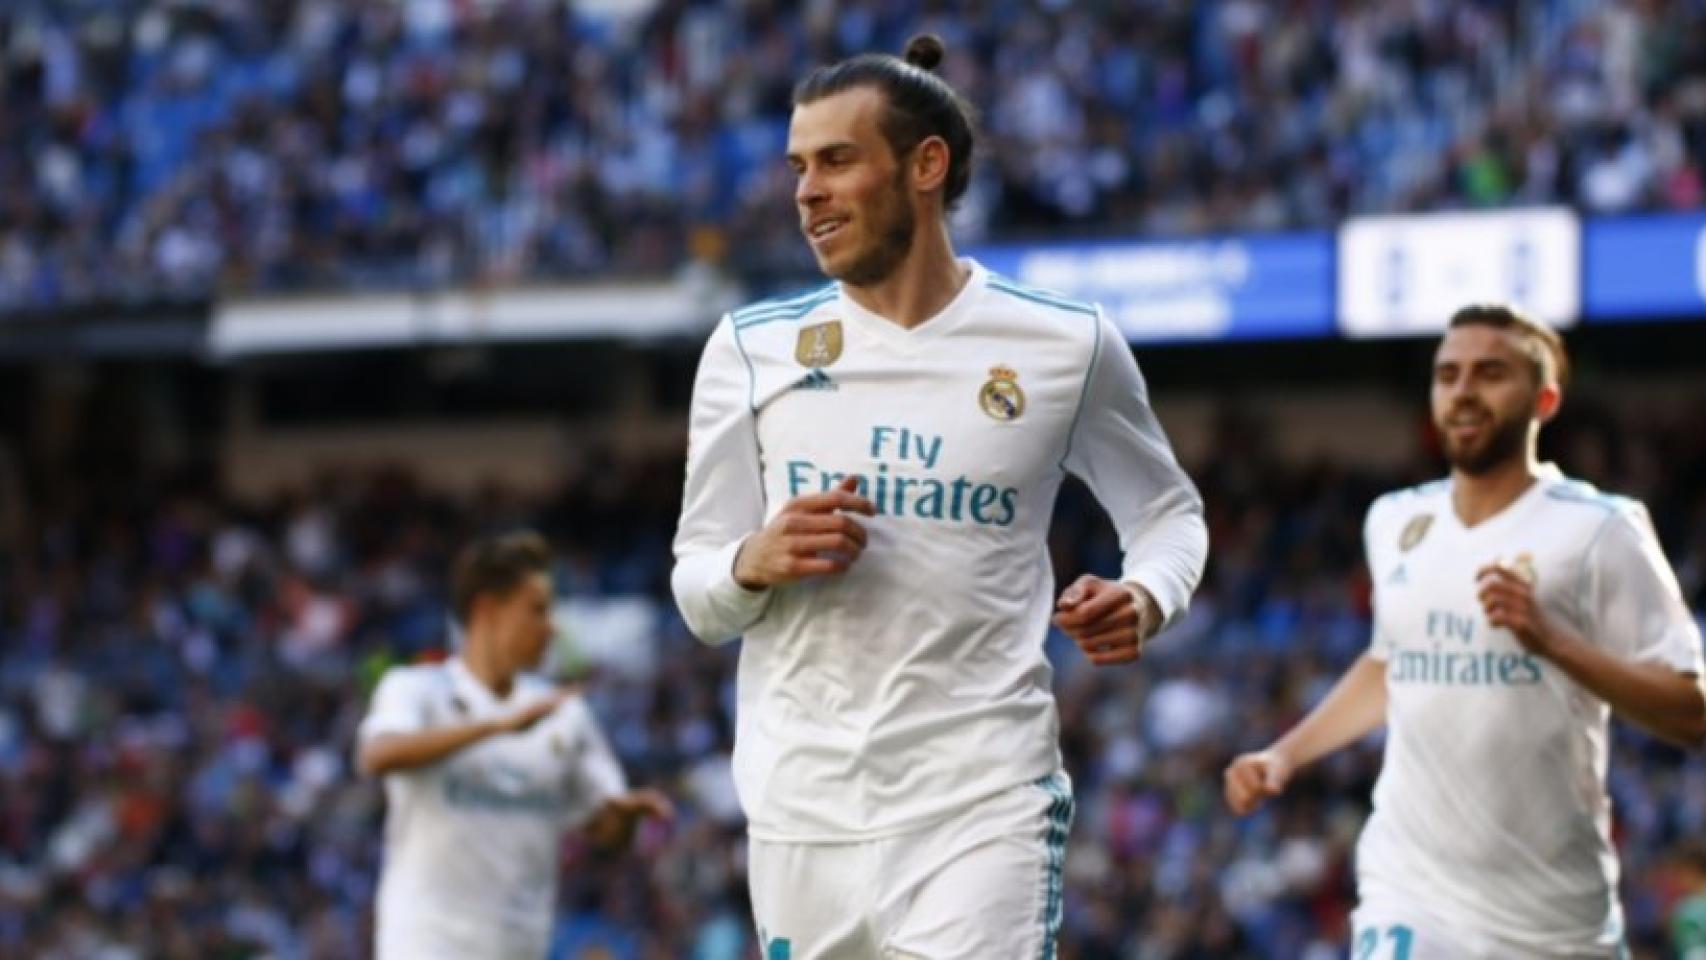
[458,645,514,699]
[1450,453,1543,528]
[841,223,967,329]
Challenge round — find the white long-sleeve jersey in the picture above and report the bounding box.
[671,259,1207,841]
[1358,468,1704,954]
[359,659,627,959]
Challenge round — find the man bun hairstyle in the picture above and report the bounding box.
[451,529,552,626]
[1447,303,1570,390]
[903,33,945,71]
[793,33,977,209]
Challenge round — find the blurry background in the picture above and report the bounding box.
[3,1,1706,958]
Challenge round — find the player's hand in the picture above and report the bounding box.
[733,476,877,589]
[1053,575,1161,666]
[1476,561,1560,658]
[585,788,676,850]
[492,691,567,735]
[1223,749,1292,815]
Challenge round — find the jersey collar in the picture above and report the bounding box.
[1444,463,1562,534]
[835,258,988,354]
[447,655,514,715]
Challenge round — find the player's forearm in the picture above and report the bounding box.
[358,721,502,776]
[671,538,772,644]
[1121,493,1208,633]
[1270,654,1388,770]
[1542,631,1706,747]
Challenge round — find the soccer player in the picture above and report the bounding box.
[1223,305,1706,959]
[357,531,671,960]
[671,34,1207,959]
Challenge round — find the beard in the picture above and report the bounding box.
[827,170,917,287]
[1441,405,1531,475]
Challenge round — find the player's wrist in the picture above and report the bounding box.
[1527,620,1577,662]
[1122,581,1162,641]
[1263,743,1298,775]
[731,537,770,592]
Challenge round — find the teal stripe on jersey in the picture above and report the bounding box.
[988,277,1099,317]
[732,285,838,328]
[730,320,759,416]
[1545,482,1631,513]
[733,283,835,319]
[1057,306,1102,470]
[1034,773,1073,960]
[988,276,1098,314]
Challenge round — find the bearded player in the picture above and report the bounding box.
[672,34,1206,960]
[1225,305,1706,958]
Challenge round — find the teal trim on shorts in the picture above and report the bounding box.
[1034,773,1073,960]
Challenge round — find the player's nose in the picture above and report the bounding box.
[795,168,828,207]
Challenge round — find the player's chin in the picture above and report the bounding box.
[812,249,849,280]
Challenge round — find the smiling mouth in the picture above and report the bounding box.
[1444,412,1492,445]
[806,218,848,243]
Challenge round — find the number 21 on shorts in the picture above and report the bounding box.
[1353,923,1413,960]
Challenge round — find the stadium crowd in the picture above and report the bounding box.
[2,388,1705,959]
[4,0,1706,309]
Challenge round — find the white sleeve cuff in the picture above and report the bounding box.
[1122,562,1191,634]
[673,537,773,644]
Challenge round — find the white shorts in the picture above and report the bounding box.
[748,771,1074,960]
[1351,898,1627,960]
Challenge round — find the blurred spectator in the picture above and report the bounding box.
[2,389,1705,957]
[4,0,1706,311]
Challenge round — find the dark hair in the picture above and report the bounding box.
[1447,303,1570,389]
[451,530,552,625]
[792,33,978,208]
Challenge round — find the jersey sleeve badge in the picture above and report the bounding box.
[796,320,844,368]
[1399,513,1433,552]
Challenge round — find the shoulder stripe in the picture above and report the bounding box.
[732,285,838,328]
[1544,484,1631,514]
[733,283,836,318]
[729,319,759,415]
[988,276,1098,317]
[1058,304,1102,469]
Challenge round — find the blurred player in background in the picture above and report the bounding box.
[1224,305,1706,958]
[357,531,672,960]
[672,34,1206,960]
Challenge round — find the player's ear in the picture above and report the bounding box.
[910,136,950,195]
[1535,381,1562,423]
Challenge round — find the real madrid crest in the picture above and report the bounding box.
[979,364,1025,421]
[1399,514,1432,552]
[796,320,843,368]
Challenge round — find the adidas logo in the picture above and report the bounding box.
[792,369,837,391]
